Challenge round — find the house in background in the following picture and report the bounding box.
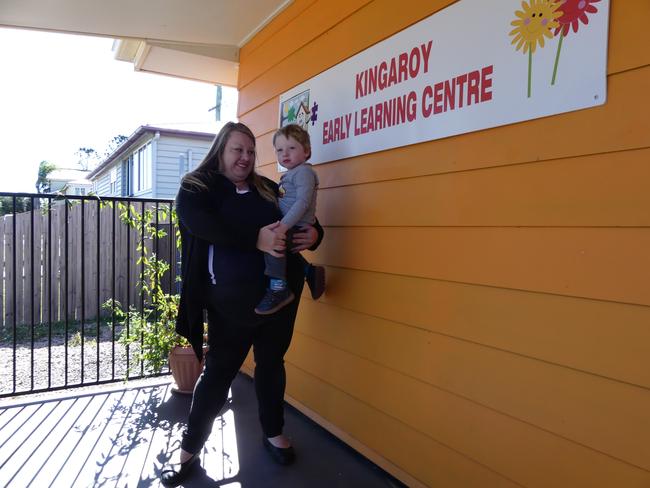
[88,125,215,199]
[46,168,92,195]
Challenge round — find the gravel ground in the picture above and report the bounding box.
[0,334,168,395]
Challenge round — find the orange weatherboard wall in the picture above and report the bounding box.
[238,1,650,486]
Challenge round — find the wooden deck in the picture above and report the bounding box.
[0,373,404,487]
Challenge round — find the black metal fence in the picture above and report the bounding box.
[0,192,178,397]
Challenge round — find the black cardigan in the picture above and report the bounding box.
[175,172,323,359]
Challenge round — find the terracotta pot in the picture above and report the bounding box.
[168,345,206,395]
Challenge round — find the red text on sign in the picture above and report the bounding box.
[422,65,493,117]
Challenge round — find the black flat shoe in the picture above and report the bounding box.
[160,453,199,487]
[263,437,295,465]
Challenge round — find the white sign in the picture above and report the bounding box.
[278,0,609,166]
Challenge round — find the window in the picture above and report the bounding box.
[122,157,131,196]
[110,168,118,195]
[129,143,152,194]
[138,144,152,192]
[131,155,139,194]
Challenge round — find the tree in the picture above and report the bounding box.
[35,160,57,193]
[105,135,128,157]
[0,196,32,216]
[75,134,127,171]
[75,147,99,171]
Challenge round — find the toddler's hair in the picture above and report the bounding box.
[273,124,311,160]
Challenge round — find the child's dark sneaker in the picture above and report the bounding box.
[255,288,295,315]
[306,265,326,300]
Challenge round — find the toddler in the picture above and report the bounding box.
[255,124,325,315]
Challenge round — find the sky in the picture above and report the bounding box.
[0,27,238,192]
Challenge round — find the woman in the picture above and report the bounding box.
[160,122,323,486]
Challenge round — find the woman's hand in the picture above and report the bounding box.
[291,225,318,252]
[257,221,286,257]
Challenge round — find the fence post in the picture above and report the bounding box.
[4,215,15,328]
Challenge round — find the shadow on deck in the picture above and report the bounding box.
[0,373,405,487]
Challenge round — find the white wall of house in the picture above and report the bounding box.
[64,185,91,195]
[89,130,213,199]
[91,133,152,198]
[94,171,112,195]
[48,169,92,194]
[155,135,212,199]
[48,180,68,193]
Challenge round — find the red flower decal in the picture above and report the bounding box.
[554,0,600,36]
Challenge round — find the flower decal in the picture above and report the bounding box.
[510,0,562,54]
[509,0,562,97]
[551,0,600,85]
[554,0,600,36]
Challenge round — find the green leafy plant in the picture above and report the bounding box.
[104,294,185,375]
[103,202,186,376]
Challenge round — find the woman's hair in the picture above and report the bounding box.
[273,124,312,160]
[182,121,276,203]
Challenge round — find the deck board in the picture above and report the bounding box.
[0,374,405,487]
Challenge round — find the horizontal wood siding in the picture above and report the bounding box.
[115,163,125,196]
[92,162,126,196]
[154,135,212,199]
[93,170,112,196]
[239,1,650,486]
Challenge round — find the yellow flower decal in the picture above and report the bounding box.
[509,0,562,54]
[509,0,562,98]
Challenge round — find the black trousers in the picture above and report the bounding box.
[181,275,304,455]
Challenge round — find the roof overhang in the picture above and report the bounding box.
[0,0,292,85]
[112,38,240,86]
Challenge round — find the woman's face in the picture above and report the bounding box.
[220,130,256,184]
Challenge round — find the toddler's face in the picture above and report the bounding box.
[274,135,308,170]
